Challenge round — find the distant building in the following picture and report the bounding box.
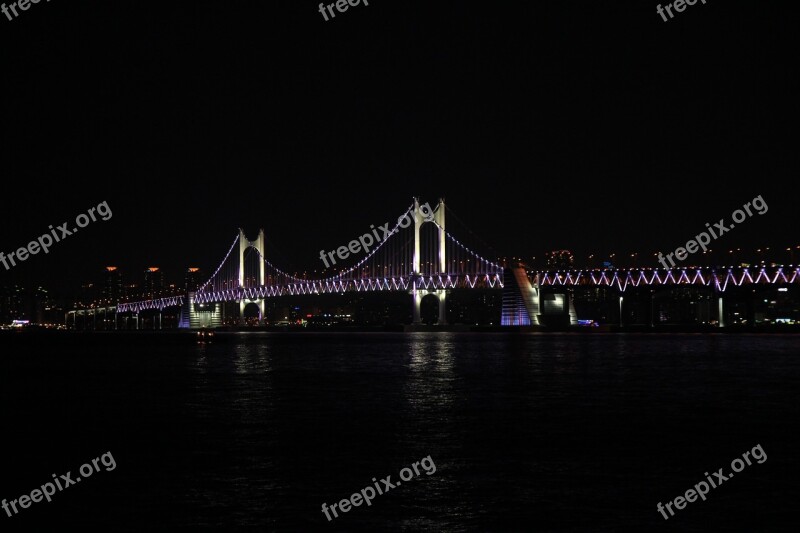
[185,267,201,292]
[104,266,123,304]
[80,282,99,306]
[0,285,24,324]
[33,287,63,324]
[144,267,165,299]
[0,285,62,325]
[546,250,574,270]
[40,291,65,325]
[124,283,140,301]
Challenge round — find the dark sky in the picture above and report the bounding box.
[0,1,796,294]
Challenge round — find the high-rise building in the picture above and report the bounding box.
[124,283,140,301]
[185,267,201,292]
[144,267,165,299]
[104,266,123,303]
[0,285,24,324]
[0,286,60,324]
[80,282,98,306]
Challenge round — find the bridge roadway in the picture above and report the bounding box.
[100,265,798,317]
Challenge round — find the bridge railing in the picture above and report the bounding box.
[116,295,186,313]
[191,272,505,304]
[532,267,800,292]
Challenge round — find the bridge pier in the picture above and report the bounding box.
[411,199,423,325]
[650,290,655,328]
[412,287,422,324]
[238,228,266,325]
[435,199,447,326]
[436,289,447,325]
[239,298,266,324]
[409,198,446,325]
[568,289,578,326]
[717,296,725,328]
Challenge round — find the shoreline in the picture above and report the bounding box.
[3,324,800,335]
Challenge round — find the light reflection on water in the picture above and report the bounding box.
[5,332,793,530]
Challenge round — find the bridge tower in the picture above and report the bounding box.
[412,198,423,324]
[435,198,447,325]
[239,228,266,323]
[411,198,447,325]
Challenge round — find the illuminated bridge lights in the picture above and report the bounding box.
[533,267,800,292]
[185,274,505,306]
[117,295,185,313]
[112,203,797,315]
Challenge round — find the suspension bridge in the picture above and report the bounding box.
[66,198,800,329]
[117,199,504,328]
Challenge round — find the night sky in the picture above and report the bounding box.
[0,1,796,295]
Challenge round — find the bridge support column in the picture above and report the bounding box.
[238,299,265,324]
[435,199,447,325]
[256,230,265,324]
[238,228,266,325]
[411,198,423,325]
[412,286,422,324]
[619,295,624,327]
[717,296,725,328]
[568,290,578,326]
[412,198,422,274]
[435,197,446,274]
[436,290,447,325]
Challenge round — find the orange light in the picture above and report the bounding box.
[106,266,118,272]
[147,267,159,272]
